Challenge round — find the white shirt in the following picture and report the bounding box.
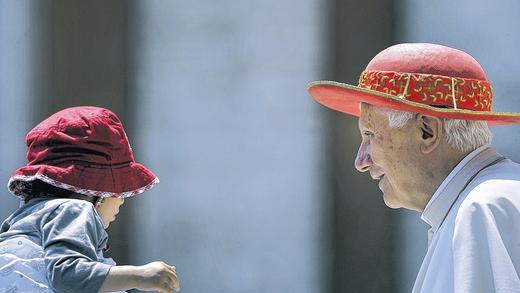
[413,146,520,293]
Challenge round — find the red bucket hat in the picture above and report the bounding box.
[7,106,159,199]
[308,43,520,125]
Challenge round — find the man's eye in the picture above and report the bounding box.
[363,131,374,137]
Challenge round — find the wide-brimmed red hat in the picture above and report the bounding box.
[7,106,159,199]
[308,43,520,125]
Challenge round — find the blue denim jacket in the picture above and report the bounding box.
[0,197,112,293]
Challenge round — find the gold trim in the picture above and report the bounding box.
[357,70,492,111]
[451,77,458,110]
[307,80,520,118]
[399,73,411,99]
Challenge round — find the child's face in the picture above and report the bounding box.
[96,197,125,228]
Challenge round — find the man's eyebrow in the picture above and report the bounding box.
[359,118,372,129]
[358,122,373,135]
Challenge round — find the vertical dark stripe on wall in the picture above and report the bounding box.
[328,0,399,292]
[44,0,130,263]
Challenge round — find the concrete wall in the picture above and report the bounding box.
[126,1,330,292]
[0,0,51,219]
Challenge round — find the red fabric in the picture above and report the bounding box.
[308,43,520,125]
[8,106,158,198]
[365,43,488,80]
[359,70,493,111]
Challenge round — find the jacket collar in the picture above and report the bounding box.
[421,146,503,237]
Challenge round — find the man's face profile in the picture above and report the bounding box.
[355,104,423,210]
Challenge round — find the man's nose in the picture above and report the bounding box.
[355,145,372,172]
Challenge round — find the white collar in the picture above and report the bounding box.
[420,145,501,233]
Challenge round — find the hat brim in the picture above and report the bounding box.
[308,80,520,125]
[7,162,159,199]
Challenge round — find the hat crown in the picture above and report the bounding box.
[26,106,133,166]
[366,43,488,80]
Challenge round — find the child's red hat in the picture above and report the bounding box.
[8,106,159,198]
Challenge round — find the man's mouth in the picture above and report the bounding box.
[371,173,385,180]
[377,175,386,191]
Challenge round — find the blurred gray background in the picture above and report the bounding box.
[1,1,519,292]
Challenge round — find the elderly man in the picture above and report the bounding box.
[308,43,520,292]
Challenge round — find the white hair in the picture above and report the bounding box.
[373,107,492,153]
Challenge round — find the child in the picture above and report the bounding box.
[0,106,180,293]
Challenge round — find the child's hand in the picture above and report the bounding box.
[100,261,180,292]
[136,261,180,293]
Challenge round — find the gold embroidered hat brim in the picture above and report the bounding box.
[308,80,520,126]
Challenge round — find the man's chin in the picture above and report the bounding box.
[382,194,401,209]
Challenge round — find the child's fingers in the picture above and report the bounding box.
[173,276,181,292]
[167,272,180,292]
[158,280,176,293]
[149,261,179,292]
[162,265,180,292]
[167,264,180,291]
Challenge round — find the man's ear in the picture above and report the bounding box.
[418,115,442,154]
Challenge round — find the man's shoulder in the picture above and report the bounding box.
[465,158,520,195]
[476,156,520,177]
[456,160,520,222]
